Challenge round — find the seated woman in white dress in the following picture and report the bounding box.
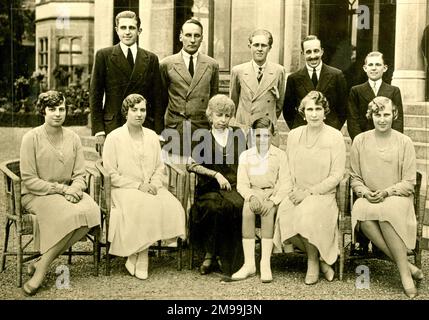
[20,91,100,296]
[102,94,186,280]
[273,91,346,285]
[232,117,287,283]
[350,96,422,298]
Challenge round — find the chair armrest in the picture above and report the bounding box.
[165,162,187,209]
[86,166,101,204]
[336,172,350,221]
[0,159,22,217]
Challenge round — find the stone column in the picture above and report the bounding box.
[140,0,174,59]
[391,0,428,102]
[94,0,114,52]
[283,0,308,73]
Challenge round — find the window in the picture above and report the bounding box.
[191,0,232,72]
[56,36,83,86]
[38,37,48,74]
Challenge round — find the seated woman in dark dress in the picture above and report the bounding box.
[187,94,247,278]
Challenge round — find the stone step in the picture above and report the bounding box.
[83,146,100,162]
[414,142,429,159]
[403,102,429,116]
[404,127,429,143]
[81,135,96,148]
[417,159,429,177]
[404,115,429,128]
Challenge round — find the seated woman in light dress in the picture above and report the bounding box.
[350,96,422,298]
[187,94,247,279]
[273,91,346,285]
[232,117,287,283]
[20,90,100,296]
[102,94,186,280]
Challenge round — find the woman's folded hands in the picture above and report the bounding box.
[64,185,83,203]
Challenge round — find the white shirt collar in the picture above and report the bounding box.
[369,79,382,92]
[119,42,138,62]
[181,50,198,67]
[252,60,267,73]
[212,127,229,148]
[306,62,322,80]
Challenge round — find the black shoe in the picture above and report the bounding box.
[350,244,369,257]
[199,258,213,275]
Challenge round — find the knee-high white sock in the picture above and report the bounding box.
[232,239,256,280]
[260,238,273,282]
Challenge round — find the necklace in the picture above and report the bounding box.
[44,126,64,157]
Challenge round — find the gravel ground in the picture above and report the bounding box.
[0,126,428,300]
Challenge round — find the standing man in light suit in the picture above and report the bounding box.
[90,11,163,152]
[160,18,219,156]
[229,29,285,144]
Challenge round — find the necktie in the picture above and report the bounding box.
[311,68,318,88]
[257,67,263,83]
[127,48,134,69]
[372,81,377,95]
[189,55,194,77]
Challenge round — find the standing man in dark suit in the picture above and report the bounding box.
[347,51,404,141]
[283,35,347,130]
[90,10,163,152]
[160,18,219,157]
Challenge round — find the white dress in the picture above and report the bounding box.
[102,125,186,257]
[350,130,417,249]
[273,125,346,265]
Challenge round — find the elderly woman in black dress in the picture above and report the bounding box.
[187,94,247,278]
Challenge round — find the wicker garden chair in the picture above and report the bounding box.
[338,171,426,280]
[92,158,188,275]
[0,159,101,287]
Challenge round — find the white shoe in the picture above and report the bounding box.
[125,254,137,276]
[260,262,273,283]
[135,267,148,280]
[135,250,149,280]
[231,265,256,281]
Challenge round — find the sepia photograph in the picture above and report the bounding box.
[0,0,428,307]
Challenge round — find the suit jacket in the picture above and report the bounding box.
[160,52,219,131]
[229,61,285,130]
[89,44,163,135]
[283,63,347,130]
[347,81,404,140]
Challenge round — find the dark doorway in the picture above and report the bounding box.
[112,0,139,45]
[310,0,397,90]
[173,0,194,54]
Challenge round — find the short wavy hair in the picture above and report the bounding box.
[248,29,273,47]
[366,96,398,120]
[36,90,65,116]
[121,93,147,118]
[115,10,141,29]
[251,116,274,135]
[297,90,330,119]
[206,94,235,124]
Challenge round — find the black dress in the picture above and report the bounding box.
[189,127,247,276]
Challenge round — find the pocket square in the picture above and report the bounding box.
[269,86,280,99]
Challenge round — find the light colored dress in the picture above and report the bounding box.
[273,124,346,264]
[20,126,100,254]
[102,125,186,257]
[350,130,417,249]
[237,145,288,212]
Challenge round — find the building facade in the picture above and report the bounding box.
[35,0,94,88]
